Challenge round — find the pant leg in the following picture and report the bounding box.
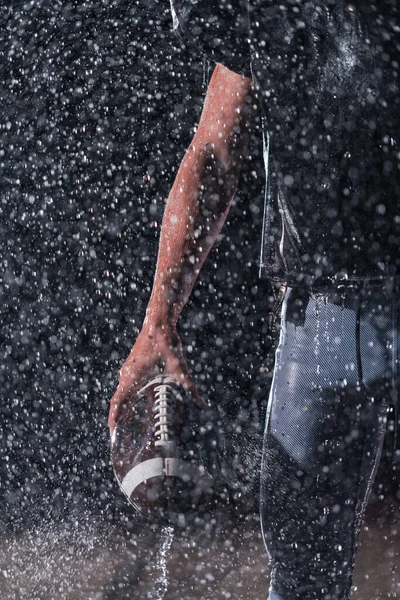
[260,287,389,600]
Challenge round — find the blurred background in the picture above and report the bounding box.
[0,1,398,598]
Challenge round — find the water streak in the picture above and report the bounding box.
[152,526,174,600]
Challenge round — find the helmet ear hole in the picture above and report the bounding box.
[110,376,226,525]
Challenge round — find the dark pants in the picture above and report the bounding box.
[261,284,399,600]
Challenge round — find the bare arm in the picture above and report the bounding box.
[146,63,255,327]
[109,63,256,431]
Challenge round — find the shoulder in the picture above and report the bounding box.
[170,0,252,77]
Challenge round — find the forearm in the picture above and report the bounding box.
[146,143,240,327]
[145,67,255,329]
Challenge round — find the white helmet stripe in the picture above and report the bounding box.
[121,457,212,497]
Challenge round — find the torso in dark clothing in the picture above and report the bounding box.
[171,0,400,288]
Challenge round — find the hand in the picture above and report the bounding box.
[108,324,201,434]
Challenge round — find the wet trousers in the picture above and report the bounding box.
[260,284,399,600]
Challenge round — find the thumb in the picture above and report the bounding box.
[108,381,133,434]
[171,366,206,409]
[108,391,123,435]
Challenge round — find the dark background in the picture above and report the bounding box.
[0,4,398,600]
[0,0,277,535]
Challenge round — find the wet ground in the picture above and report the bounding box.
[0,497,398,600]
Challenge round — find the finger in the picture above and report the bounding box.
[108,385,133,428]
[108,365,152,433]
[108,400,119,435]
[170,365,206,408]
[108,383,133,433]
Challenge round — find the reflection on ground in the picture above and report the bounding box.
[0,498,398,599]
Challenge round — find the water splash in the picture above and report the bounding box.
[0,513,113,599]
[152,526,174,600]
